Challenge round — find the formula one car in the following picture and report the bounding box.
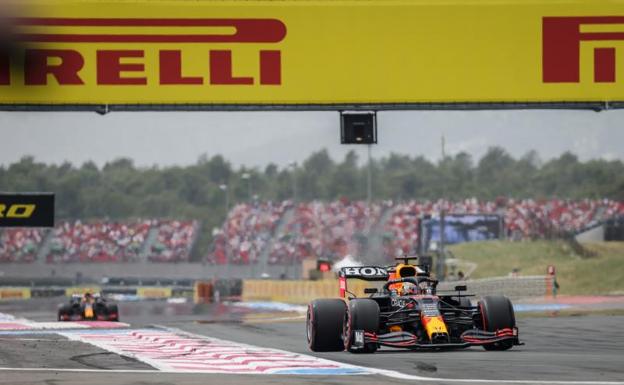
[306,257,520,353]
[58,292,119,321]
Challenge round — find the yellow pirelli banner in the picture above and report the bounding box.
[0,287,32,300]
[137,287,173,299]
[65,286,101,296]
[1,0,624,105]
[242,279,371,304]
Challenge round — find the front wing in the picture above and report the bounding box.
[353,327,520,349]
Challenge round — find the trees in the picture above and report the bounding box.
[0,148,621,259]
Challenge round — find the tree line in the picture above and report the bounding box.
[1,147,622,259]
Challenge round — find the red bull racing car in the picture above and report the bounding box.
[306,257,520,353]
[58,292,120,321]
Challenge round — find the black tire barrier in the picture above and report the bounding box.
[30,288,66,298]
[214,279,243,298]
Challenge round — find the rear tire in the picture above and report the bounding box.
[344,299,379,353]
[306,299,346,352]
[108,304,119,322]
[57,305,71,321]
[479,295,516,351]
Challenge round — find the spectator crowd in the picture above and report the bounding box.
[383,198,624,259]
[148,220,199,262]
[1,199,622,264]
[208,201,290,265]
[46,220,152,263]
[267,200,382,264]
[0,228,45,263]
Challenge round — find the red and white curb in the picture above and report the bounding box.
[58,327,367,375]
[55,327,624,383]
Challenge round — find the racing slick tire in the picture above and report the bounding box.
[307,299,346,352]
[108,304,120,322]
[344,299,379,353]
[479,295,516,351]
[57,305,71,321]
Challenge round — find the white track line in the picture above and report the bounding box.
[371,368,624,385]
[0,366,622,385]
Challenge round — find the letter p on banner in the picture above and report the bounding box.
[543,16,624,83]
[0,193,55,227]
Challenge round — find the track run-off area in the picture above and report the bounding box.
[0,299,622,385]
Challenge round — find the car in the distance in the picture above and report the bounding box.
[58,292,120,322]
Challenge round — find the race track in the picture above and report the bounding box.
[0,299,622,385]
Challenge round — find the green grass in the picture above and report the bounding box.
[448,240,624,295]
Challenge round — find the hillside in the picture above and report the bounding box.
[448,241,624,295]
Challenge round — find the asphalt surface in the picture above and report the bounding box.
[0,299,623,385]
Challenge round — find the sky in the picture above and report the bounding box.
[1,109,623,169]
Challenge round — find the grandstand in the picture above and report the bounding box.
[209,198,623,265]
[148,220,200,262]
[382,198,622,259]
[207,201,291,265]
[1,219,199,264]
[47,220,152,263]
[267,200,382,264]
[0,199,622,266]
[0,228,45,263]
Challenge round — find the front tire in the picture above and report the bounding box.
[479,295,516,351]
[107,304,119,322]
[306,299,346,352]
[344,299,379,353]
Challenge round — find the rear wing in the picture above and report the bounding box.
[339,266,389,280]
[339,266,388,298]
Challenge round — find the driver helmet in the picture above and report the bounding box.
[402,282,420,295]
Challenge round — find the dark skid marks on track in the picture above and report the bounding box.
[70,352,144,370]
[414,361,438,373]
